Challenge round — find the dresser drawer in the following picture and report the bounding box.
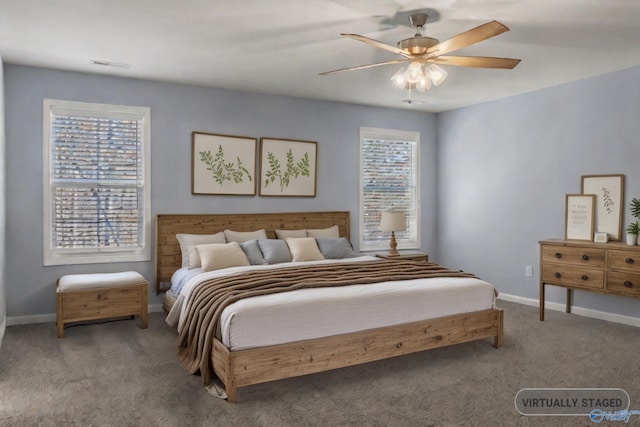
[541,245,605,267]
[607,250,640,272]
[541,263,605,289]
[607,271,640,296]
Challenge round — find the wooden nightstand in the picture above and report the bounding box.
[375,252,429,262]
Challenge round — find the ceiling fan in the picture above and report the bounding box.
[320,13,520,90]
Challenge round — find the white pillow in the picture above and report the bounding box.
[306,225,339,238]
[176,232,226,269]
[275,229,307,239]
[196,242,250,272]
[286,237,325,262]
[224,229,268,243]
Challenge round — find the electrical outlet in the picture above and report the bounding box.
[525,265,533,277]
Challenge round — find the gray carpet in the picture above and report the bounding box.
[1,300,639,426]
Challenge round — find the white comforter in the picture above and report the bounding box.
[167,256,496,351]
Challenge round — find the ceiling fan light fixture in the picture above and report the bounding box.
[426,64,447,86]
[416,75,431,92]
[391,67,407,88]
[405,61,423,84]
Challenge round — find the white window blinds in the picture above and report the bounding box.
[359,128,420,251]
[43,99,151,265]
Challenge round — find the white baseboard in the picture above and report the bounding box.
[497,292,640,328]
[6,304,165,326]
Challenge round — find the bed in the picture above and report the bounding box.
[156,211,503,402]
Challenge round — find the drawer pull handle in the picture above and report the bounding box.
[554,272,561,278]
[555,252,562,259]
[624,281,633,288]
[626,258,635,264]
[581,275,589,281]
[582,255,589,261]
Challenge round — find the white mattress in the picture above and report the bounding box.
[169,256,496,351]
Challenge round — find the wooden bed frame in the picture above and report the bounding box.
[155,211,503,402]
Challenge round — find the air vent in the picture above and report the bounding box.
[90,60,131,69]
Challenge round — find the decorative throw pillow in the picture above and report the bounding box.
[224,229,268,243]
[315,237,359,259]
[257,239,292,264]
[306,225,340,238]
[239,239,267,265]
[275,229,307,239]
[286,237,325,262]
[176,232,226,269]
[196,242,250,272]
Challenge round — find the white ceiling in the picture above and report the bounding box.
[1,0,639,112]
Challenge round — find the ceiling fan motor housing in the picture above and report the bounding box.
[397,36,439,55]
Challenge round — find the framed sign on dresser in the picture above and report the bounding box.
[539,239,640,321]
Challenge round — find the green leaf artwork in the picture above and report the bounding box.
[199,145,252,185]
[601,187,614,215]
[264,149,310,191]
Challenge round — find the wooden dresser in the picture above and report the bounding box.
[539,239,640,321]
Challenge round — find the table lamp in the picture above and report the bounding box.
[380,212,406,257]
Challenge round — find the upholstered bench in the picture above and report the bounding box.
[56,271,148,338]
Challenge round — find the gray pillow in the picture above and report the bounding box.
[239,239,267,265]
[257,239,292,264]
[315,237,359,259]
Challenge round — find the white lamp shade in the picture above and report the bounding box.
[416,75,432,92]
[380,212,407,232]
[390,67,407,88]
[426,64,448,86]
[405,62,423,84]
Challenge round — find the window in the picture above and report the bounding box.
[359,127,420,252]
[43,99,151,266]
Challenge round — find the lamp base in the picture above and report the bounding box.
[387,231,400,257]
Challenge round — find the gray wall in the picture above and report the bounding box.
[7,61,639,321]
[3,65,437,318]
[437,66,640,317]
[0,56,5,343]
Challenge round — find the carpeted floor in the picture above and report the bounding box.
[1,300,639,426]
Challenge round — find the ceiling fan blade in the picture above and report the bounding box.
[429,55,521,69]
[426,21,510,56]
[319,59,408,76]
[341,33,412,58]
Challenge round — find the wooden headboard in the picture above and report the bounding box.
[154,211,351,294]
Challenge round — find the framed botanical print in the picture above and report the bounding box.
[259,138,317,197]
[565,194,595,241]
[192,132,257,195]
[581,174,624,240]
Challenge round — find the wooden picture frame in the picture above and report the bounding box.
[192,132,257,195]
[594,232,608,243]
[565,194,596,241]
[581,174,624,240]
[259,138,317,197]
